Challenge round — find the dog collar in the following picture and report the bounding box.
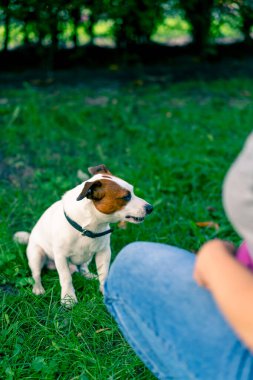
[63,210,113,238]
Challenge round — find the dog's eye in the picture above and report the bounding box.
[121,193,131,202]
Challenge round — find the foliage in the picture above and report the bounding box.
[0,0,251,57]
[214,0,253,43]
[237,0,253,43]
[0,0,109,51]
[107,0,166,47]
[1,75,253,378]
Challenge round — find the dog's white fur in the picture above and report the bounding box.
[14,171,151,306]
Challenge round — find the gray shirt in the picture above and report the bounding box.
[223,133,253,256]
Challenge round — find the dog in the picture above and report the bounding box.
[14,164,153,306]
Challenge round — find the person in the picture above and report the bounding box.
[104,132,253,380]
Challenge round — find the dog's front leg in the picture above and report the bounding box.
[54,253,77,306]
[95,248,111,294]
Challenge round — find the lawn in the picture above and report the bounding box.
[1,74,253,379]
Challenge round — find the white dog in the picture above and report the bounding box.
[14,164,153,306]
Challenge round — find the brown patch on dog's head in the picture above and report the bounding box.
[77,179,131,214]
[93,180,131,214]
[88,164,112,176]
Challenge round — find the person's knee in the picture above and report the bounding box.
[118,241,147,258]
[105,241,195,301]
[112,241,161,274]
[105,242,156,300]
[106,242,146,286]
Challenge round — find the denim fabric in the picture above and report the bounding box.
[104,242,253,380]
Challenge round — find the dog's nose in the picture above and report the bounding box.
[145,204,153,215]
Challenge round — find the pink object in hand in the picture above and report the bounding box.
[236,241,253,270]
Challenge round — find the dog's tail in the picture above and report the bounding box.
[13,231,30,245]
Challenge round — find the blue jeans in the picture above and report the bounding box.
[104,242,253,380]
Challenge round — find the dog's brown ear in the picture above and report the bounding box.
[76,180,103,201]
[88,164,112,176]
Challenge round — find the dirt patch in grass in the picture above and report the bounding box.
[0,155,35,188]
[0,284,19,295]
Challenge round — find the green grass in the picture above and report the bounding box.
[1,75,253,379]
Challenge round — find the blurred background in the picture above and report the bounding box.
[1,0,253,72]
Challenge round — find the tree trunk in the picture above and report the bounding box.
[50,20,59,61]
[87,13,96,45]
[3,0,10,52]
[45,15,59,69]
[72,8,80,48]
[180,0,214,53]
[240,6,253,45]
[23,22,30,47]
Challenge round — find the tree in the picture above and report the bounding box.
[1,0,11,51]
[179,0,215,52]
[238,0,253,44]
[108,0,166,48]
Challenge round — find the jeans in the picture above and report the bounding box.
[104,242,253,380]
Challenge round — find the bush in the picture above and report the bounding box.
[107,0,166,47]
[214,0,253,44]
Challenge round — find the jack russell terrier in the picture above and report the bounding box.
[14,164,153,306]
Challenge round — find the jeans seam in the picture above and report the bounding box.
[105,293,200,380]
[105,295,166,379]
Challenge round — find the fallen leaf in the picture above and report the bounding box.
[45,78,54,84]
[29,79,41,85]
[206,206,216,212]
[109,64,119,71]
[196,221,219,231]
[117,221,127,229]
[77,169,89,181]
[241,90,251,97]
[0,98,8,104]
[85,96,108,106]
[134,79,144,86]
[29,78,54,86]
[95,328,110,334]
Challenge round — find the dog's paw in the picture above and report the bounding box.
[99,284,105,295]
[61,292,78,308]
[33,284,45,295]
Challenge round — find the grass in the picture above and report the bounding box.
[1,74,253,379]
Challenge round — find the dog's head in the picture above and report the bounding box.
[76,164,153,223]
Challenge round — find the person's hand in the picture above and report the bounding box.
[193,239,236,290]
